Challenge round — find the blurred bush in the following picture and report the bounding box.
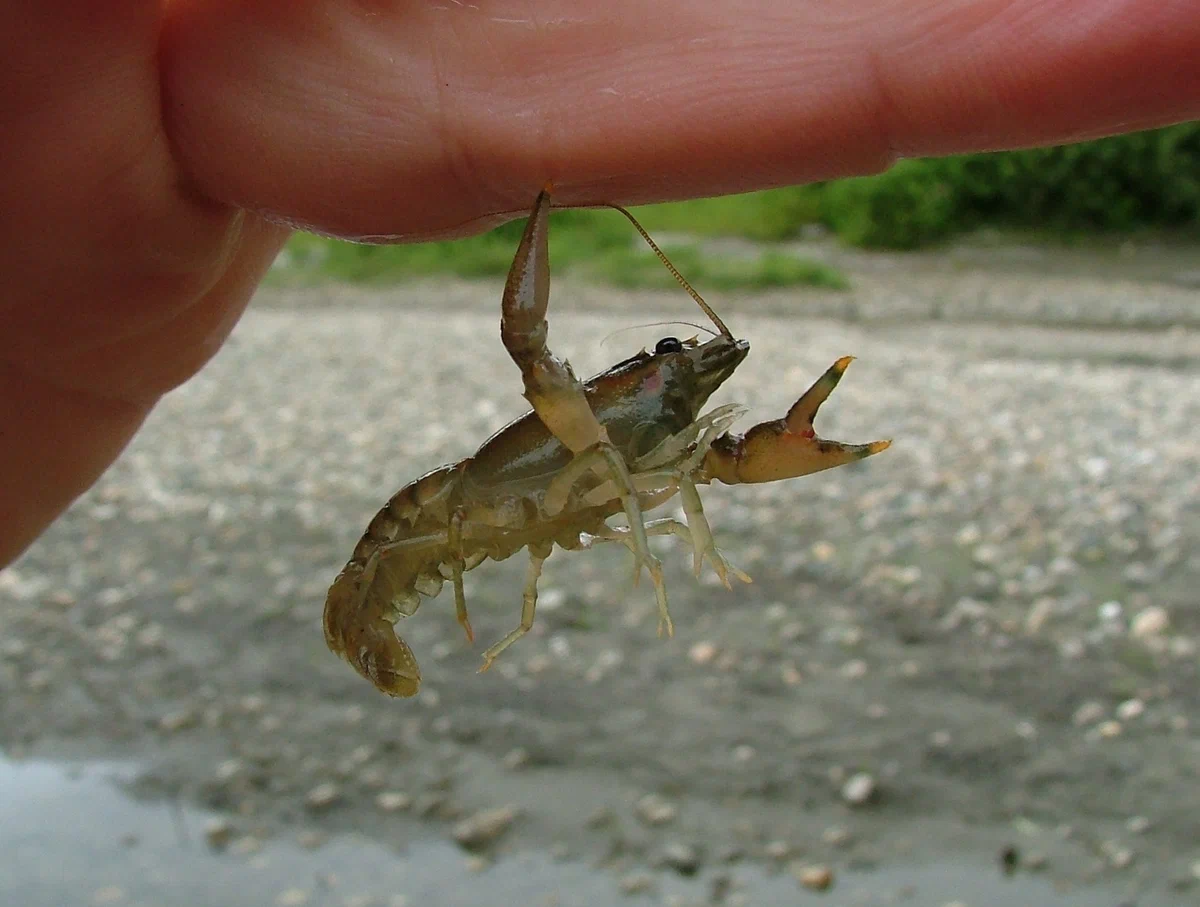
[639,123,1200,250]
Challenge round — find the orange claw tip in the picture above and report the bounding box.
[832,355,856,371]
[866,439,893,455]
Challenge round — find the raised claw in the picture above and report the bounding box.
[700,357,891,487]
[501,183,609,455]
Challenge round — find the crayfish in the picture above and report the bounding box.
[323,186,891,697]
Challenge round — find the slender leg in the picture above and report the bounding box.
[583,520,689,626]
[446,509,473,643]
[586,518,693,547]
[677,479,752,588]
[500,186,669,632]
[586,512,750,592]
[479,542,552,672]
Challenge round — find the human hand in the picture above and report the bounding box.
[3,0,1198,566]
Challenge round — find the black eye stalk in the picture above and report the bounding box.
[655,336,683,355]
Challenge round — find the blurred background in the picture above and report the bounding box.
[2,124,1199,906]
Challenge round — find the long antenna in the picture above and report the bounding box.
[600,204,735,340]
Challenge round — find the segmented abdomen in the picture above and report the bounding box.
[322,464,464,697]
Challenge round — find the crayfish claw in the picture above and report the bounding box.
[702,357,892,487]
[784,355,853,430]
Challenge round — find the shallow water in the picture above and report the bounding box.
[1,755,1187,907]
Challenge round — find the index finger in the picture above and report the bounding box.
[161,0,1200,239]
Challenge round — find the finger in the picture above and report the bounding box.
[0,223,286,567]
[1,2,288,564]
[1,0,291,397]
[162,0,1200,240]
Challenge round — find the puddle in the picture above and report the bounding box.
[0,755,1186,907]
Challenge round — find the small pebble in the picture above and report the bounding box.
[376,791,412,812]
[822,826,853,848]
[158,709,197,732]
[689,641,718,665]
[1126,815,1151,834]
[1116,699,1145,720]
[841,772,877,806]
[618,872,656,895]
[811,541,836,562]
[791,863,835,891]
[215,759,244,782]
[305,782,342,810]
[839,659,868,679]
[1130,606,1170,638]
[452,806,519,851]
[634,793,677,826]
[1102,840,1134,869]
[764,840,791,861]
[231,835,263,855]
[660,841,702,876]
[1025,852,1048,871]
[204,817,234,849]
[540,587,567,611]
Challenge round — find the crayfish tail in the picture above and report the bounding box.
[323,564,422,697]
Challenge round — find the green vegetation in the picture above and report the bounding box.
[643,123,1200,250]
[271,122,1200,285]
[582,245,848,291]
[631,189,824,241]
[270,205,849,292]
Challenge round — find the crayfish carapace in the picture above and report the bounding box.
[323,186,891,697]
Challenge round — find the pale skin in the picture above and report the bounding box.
[2,0,1199,568]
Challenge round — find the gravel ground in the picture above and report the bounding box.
[2,256,1200,904]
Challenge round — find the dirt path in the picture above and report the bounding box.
[2,253,1199,905]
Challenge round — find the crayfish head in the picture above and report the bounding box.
[687,334,750,405]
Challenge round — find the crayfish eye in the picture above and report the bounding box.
[655,336,683,355]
